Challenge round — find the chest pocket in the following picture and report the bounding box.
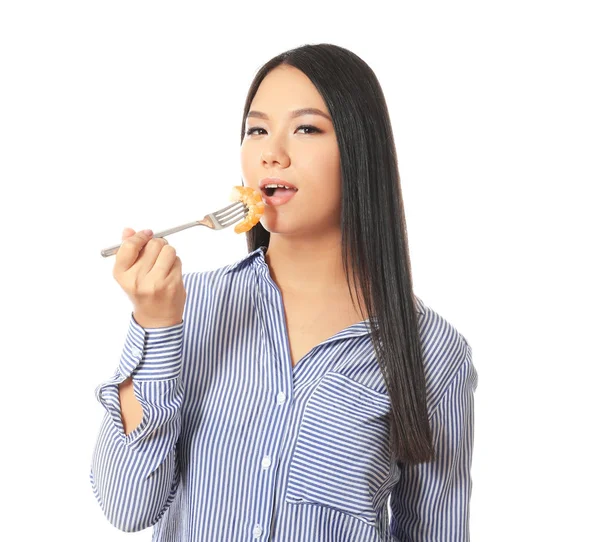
[284,372,392,526]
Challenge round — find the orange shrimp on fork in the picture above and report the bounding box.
[229,185,265,234]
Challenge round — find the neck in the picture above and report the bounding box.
[264,231,361,301]
[265,232,362,312]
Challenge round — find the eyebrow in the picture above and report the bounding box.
[246,108,332,122]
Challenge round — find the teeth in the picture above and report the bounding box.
[264,183,294,190]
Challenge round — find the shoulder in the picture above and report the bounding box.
[414,295,475,417]
[181,248,262,292]
[182,266,228,290]
[180,258,257,314]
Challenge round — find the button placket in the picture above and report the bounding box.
[261,455,271,469]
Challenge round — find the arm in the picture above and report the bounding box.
[389,342,477,541]
[118,376,143,435]
[89,312,185,532]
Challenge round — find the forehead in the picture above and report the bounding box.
[249,65,328,117]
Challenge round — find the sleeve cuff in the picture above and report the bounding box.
[118,311,184,381]
[93,312,185,449]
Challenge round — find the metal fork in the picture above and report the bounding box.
[100,201,248,258]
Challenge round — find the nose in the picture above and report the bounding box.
[261,138,290,168]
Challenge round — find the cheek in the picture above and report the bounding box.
[304,163,342,214]
[303,146,340,179]
[315,152,341,197]
[240,149,250,173]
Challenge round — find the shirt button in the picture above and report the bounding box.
[261,455,271,469]
[253,524,263,538]
[131,346,141,358]
[276,392,286,405]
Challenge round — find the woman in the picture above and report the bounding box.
[91,43,478,541]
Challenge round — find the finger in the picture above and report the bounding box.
[121,227,136,241]
[147,244,177,281]
[114,230,154,274]
[165,256,183,286]
[134,237,170,276]
[166,255,183,281]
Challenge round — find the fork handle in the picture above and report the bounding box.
[100,220,202,258]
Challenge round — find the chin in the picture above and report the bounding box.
[259,215,300,234]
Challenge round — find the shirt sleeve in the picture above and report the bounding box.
[389,342,478,541]
[89,311,185,532]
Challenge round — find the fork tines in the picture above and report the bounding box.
[213,201,248,227]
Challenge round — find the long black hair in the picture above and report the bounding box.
[239,43,433,464]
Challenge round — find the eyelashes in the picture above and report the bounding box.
[245,125,323,136]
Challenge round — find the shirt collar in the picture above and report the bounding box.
[223,246,424,322]
[223,245,268,276]
[223,246,376,335]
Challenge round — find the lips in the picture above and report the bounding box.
[259,177,298,191]
[256,177,299,206]
[261,187,297,206]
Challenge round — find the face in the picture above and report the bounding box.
[240,65,342,237]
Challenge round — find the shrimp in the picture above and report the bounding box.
[229,185,265,234]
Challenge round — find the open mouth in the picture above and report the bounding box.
[262,186,298,197]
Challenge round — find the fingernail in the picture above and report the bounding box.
[143,229,153,236]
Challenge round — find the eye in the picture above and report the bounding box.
[244,125,323,136]
[296,125,322,134]
[245,127,266,136]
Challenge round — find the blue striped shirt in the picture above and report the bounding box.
[90,245,477,541]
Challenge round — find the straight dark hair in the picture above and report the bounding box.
[239,43,433,464]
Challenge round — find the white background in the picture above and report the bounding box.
[1,1,598,540]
